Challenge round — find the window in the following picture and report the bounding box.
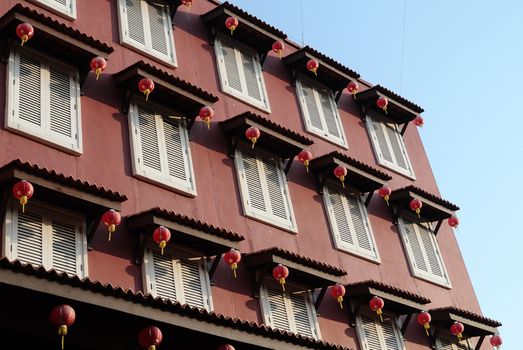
[355,309,405,350]
[128,103,196,196]
[234,148,296,231]
[398,217,451,287]
[436,336,471,350]
[214,37,270,111]
[2,200,87,278]
[260,283,320,339]
[323,186,379,262]
[117,0,176,66]
[29,0,76,19]
[365,112,414,178]
[6,48,82,154]
[142,247,213,311]
[296,79,347,147]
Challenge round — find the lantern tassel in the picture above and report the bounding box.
[20,195,28,213]
[231,263,237,278]
[205,118,211,129]
[279,277,286,291]
[383,106,388,115]
[160,240,167,255]
[377,309,383,322]
[384,196,389,206]
[251,137,257,149]
[337,296,344,309]
[108,224,115,242]
[352,91,357,99]
[145,89,150,101]
[304,160,309,172]
[58,325,67,350]
[424,323,430,336]
[21,34,28,46]
[416,208,421,218]
[95,68,102,80]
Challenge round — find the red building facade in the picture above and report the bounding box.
[0,1,502,350]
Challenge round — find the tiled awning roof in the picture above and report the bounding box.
[429,306,501,338]
[346,280,431,305]
[0,259,353,350]
[430,306,502,328]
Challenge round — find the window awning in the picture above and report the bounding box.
[201,2,287,65]
[113,61,219,130]
[219,111,313,168]
[0,4,114,87]
[389,185,459,230]
[126,207,244,267]
[308,151,392,199]
[355,85,424,128]
[244,247,347,296]
[345,280,430,331]
[428,306,502,347]
[0,160,127,243]
[282,46,360,99]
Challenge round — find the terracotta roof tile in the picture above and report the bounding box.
[326,151,392,181]
[373,85,424,113]
[302,46,360,79]
[430,306,502,327]
[346,280,431,304]
[393,185,459,211]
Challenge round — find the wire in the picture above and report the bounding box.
[300,0,304,45]
[399,0,407,93]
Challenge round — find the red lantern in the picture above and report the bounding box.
[330,283,346,309]
[16,23,34,46]
[272,264,289,291]
[49,304,76,350]
[153,226,171,255]
[448,216,459,229]
[490,334,502,349]
[378,186,391,206]
[138,326,163,350]
[450,321,464,341]
[138,78,155,101]
[90,57,107,80]
[272,40,285,58]
[306,59,319,76]
[369,296,385,322]
[12,180,34,213]
[297,150,313,172]
[181,0,193,10]
[245,127,260,149]
[102,209,121,242]
[347,81,359,97]
[199,106,214,129]
[225,16,238,35]
[414,115,424,127]
[416,311,431,336]
[376,96,388,114]
[410,198,422,218]
[216,345,235,350]
[334,165,348,188]
[223,248,241,278]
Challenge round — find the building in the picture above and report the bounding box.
[0,1,501,350]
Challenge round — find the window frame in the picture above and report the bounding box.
[128,102,197,197]
[295,78,348,148]
[214,35,271,113]
[354,307,406,350]
[322,186,380,262]
[259,281,321,339]
[365,111,415,179]
[28,0,77,20]
[2,199,88,278]
[397,217,452,288]
[233,146,297,232]
[116,0,177,67]
[142,246,213,311]
[6,46,83,155]
[436,333,473,350]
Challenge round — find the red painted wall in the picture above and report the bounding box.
[0,1,488,349]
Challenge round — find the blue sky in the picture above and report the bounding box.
[227,0,517,347]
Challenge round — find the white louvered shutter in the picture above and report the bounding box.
[220,40,243,93]
[240,151,267,213]
[266,287,291,331]
[31,0,75,17]
[14,211,44,267]
[51,219,79,276]
[361,314,383,350]
[240,50,264,103]
[318,88,342,139]
[300,81,324,131]
[438,338,470,350]
[262,158,291,221]
[370,116,394,164]
[124,0,146,47]
[17,54,42,128]
[381,317,402,350]
[49,66,74,142]
[360,313,402,350]
[147,1,170,57]
[151,250,177,300]
[384,123,409,172]
[179,259,207,309]
[289,293,316,338]
[136,106,163,176]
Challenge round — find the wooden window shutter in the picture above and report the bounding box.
[17,53,43,128]
[220,40,243,93]
[51,219,78,276]
[327,188,355,245]
[402,220,430,273]
[239,151,267,213]
[240,50,263,103]
[361,314,383,350]
[380,317,402,350]
[179,259,207,309]
[300,81,324,131]
[136,106,164,175]
[417,224,445,278]
[123,0,146,46]
[289,292,316,338]
[370,116,394,164]
[163,119,189,183]
[147,1,170,56]
[360,312,402,350]
[48,66,73,139]
[266,286,292,331]
[317,88,341,139]
[151,250,178,300]
[384,123,409,172]
[262,158,291,221]
[14,211,44,267]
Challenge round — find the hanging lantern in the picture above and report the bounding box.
[416,311,431,336]
[450,321,464,341]
[272,40,285,58]
[12,180,34,213]
[245,127,260,149]
[90,57,107,80]
[448,216,459,229]
[138,326,163,350]
[330,283,346,309]
[490,334,502,349]
[333,165,348,188]
[199,106,215,129]
[376,96,388,114]
[216,345,235,350]
[153,226,171,255]
[181,0,193,10]
[369,296,385,322]
[138,78,155,101]
[272,264,289,291]
[225,16,239,35]
[223,248,241,278]
[49,304,76,350]
[409,198,422,218]
[306,59,319,76]
[16,23,34,46]
[297,150,313,172]
[414,115,424,127]
[378,186,391,206]
[347,81,359,97]
[102,209,121,242]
